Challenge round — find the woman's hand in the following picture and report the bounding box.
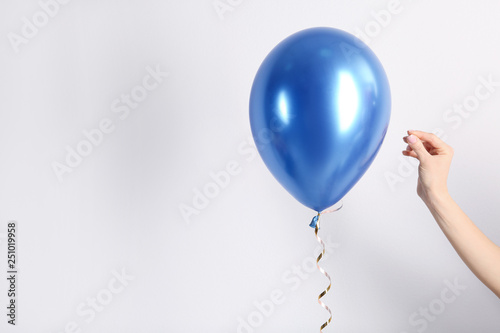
[403,129,500,298]
[402,130,454,204]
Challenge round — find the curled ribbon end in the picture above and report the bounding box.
[312,201,343,332]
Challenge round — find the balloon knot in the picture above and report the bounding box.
[309,215,319,228]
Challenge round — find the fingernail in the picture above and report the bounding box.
[407,135,417,144]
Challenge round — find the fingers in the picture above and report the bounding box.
[405,134,429,161]
[402,129,454,160]
[405,141,434,154]
[402,149,418,159]
[407,130,446,150]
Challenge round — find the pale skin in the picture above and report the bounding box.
[402,130,500,298]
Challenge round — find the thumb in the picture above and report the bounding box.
[407,134,429,161]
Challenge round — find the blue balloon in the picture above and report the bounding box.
[249,27,391,212]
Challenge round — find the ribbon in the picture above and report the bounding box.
[311,201,343,332]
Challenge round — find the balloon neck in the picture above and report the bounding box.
[309,201,344,228]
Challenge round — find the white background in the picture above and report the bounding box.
[1,0,500,332]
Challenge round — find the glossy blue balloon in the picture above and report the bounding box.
[249,27,391,212]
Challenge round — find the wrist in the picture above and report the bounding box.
[423,189,452,211]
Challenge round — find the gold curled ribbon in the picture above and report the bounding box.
[313,202,343,332]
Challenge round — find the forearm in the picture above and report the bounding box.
[424,192,500,298]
